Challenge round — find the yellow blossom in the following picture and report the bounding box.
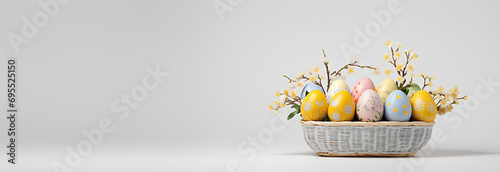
[396,42,402,48]
[384,68,392,77]
[408,65,415,72]
[464,95,468,100]
[419,71,424,77]
[437,86,444,93]
[395,51,402,59]
[396,63,403,70]
[397,76,403,82]
[312,65,320,73]
[275,91,281,98]
[385,38,392,47]
[268,105,273,110]
[383,53,390,61]
[290,90,297,97]
[428,81,434,87]
[412,52,419,60]
[296,82,303,87]
[410,73,415,78]
[283,88,289,96]
[273,101,278,106]
[347,67,355,75]
[373,67,380,76]
[273,109,279,116]
[310,76,317,81]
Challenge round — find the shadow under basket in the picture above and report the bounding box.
[301,121,435,157]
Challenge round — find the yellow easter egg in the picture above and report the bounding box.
[410,90,437,122]
[328,91,355,121]
[377,78,398,103]
[301,90,328,121]
[326,79,350,103]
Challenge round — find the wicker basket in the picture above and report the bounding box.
[301,121,434,157]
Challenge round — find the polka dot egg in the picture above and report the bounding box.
[384,90,412,121]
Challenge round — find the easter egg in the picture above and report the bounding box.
[410,90,437,122]
[403,83,421,95]
[300,83,325,99]
[384,90,412,121]
[301,90,328,121]
[377,78,398,103]
[327,79,351,103]
[356,90,384,122]
[328,91,355,122]
[352,77,376,104]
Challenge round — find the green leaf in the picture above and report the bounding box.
[292,104,301,112]
[287,104,302,120]
[287,111,298,120]
[360,118,363,121]
[323,114,330,121]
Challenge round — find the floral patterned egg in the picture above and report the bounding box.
[301,90,328,121]
[300,83,325,99]
[377,78,398,104]
[328,91,355,122]
[356,90,384,122]
[327,79,350,103]
[352,77,376,104]
[384,90,412,121]
[411,90,437,122]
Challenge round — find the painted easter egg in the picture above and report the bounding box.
[327,79,350,103]
[352,77,376,104]
[300,83,325,99]
[328,91,355,122]
[377,78,398,104]
[410,90,437,122]
[384,90,412,121]
[356,90,384,122]
[403,83,421,95]
[301,90,328,121]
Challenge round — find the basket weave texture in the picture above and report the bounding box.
[301,121,434,156]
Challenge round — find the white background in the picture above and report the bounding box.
[0,0,499,171]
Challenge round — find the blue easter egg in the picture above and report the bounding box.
[300,83,325,99]
[384,90,412,121]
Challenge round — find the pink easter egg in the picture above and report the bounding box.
[351,77,376,104]
[356,89,384,122]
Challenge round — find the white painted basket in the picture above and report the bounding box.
[301,121,434,157]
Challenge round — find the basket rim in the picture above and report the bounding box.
[300,121,435,126]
